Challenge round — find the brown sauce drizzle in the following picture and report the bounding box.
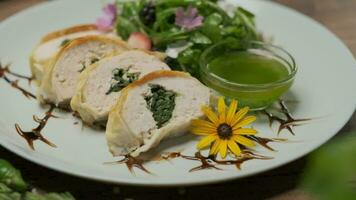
[161,151,272,172]
[247,135,287,151]
[262,100,310,135]
[161,152,221,172]
[107,156,151,175]
[15,105,57,150]
[0,63,36,99]
[111,135,283,174]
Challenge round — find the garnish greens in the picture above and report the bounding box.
[0,159,75,200]
[115,0,260,77]
[106,68,140,95]
[144,84,176,128]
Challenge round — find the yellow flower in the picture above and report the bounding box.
[191,97,257,158]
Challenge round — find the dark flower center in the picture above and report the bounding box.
[217,123,233,139]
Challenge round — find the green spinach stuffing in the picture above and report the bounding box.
[144,84,176,128]
[59,39,71,47]
[106,68,141,95]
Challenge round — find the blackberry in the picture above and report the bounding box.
[140,2,156,26]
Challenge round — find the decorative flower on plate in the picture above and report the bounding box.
[175,6,204,30]
[191,97,257,158]
[96,3,117,32]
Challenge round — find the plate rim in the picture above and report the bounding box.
[1,0,356,186]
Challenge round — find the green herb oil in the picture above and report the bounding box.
[204,51,292,109]
[208,52,289,84]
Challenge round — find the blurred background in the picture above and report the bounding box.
[0,0,355,199]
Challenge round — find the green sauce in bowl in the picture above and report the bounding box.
[208,52,290,84]
[200,41,297,110]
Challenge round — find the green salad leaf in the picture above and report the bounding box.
[300,134,356,200]
[0,159,27,192]
[115,0,260,78]
[0,159,76,200]
[24,192,75,200]
[0,183,22,200]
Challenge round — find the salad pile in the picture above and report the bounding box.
[113,0,260,77]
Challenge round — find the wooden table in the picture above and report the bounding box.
[1,0,355,199]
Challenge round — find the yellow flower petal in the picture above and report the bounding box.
[231,107,249,127]
[209,140,221,155]
[191,119,216,130]
[201,106,219,125]
[227,140,242,156]
[191,128,217,136]
[233,128,258,135]
[226,99,238,124]
[217,96,226,114]
[233,116,256,129]
[219,140,228,158]
[218,112,226,124]
[233,135,255,147]
[197,135,217,149]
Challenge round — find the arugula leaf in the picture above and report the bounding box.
[152,8,177,32]
[0,159,27,192]
[151,30,190,48]
[116,1,148,39]
[300,134,356,200]
[0,183,22,200]
[24,192,75,200]
[0,192,22,200]
[200,15,222,43]
[115,0,261,78]
[204,13,223,26]
[190,32,212,45]
[177,47,202,77]
[0,159,76,200]
[116,16,139,40]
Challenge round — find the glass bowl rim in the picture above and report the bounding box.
[199,40,298,90]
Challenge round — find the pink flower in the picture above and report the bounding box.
[96,3,117,32]
[175,6,204,30]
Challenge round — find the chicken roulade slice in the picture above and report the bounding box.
[39,35,130,108]
[70,50,170,126]
[30,24,116,85]
[106,70,211,157]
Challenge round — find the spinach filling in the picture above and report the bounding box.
[106,68,140,95]
[144,84,176,128]
[78,57,100,73]
[60,39,71,47]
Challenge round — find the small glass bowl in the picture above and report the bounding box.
[200,40,297,110]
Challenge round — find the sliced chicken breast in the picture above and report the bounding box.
[39,35,130,108]
[70,50,170,126]
[30,24,116,85]
[106,70,211,157]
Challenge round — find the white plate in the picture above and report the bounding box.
[0,0,356,186]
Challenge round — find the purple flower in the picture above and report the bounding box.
[175,6,204,30]
[96,3,117,32]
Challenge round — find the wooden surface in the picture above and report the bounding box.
[0,0,355,199]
